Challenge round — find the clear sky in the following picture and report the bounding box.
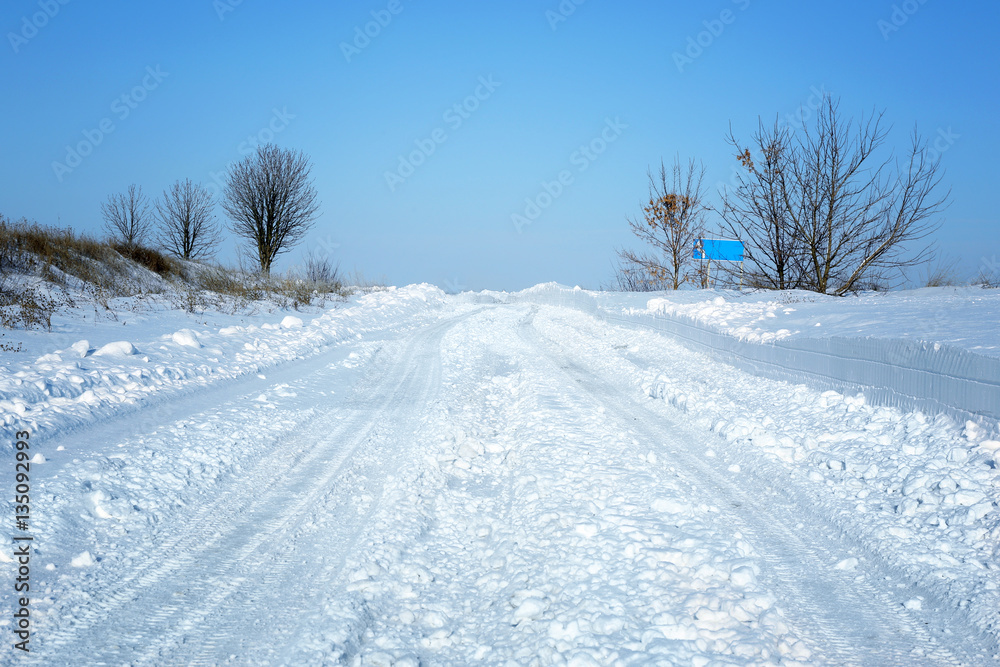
[3,0,997,291]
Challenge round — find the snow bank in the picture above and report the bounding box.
[0,284,450,445]
[508,285,1000,427]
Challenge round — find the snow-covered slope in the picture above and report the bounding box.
[612,286,1000,356]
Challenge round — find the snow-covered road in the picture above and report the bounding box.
[5,297,999,665]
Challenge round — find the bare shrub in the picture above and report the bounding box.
[606,255,672,292]
[722,96,949,295]
[921,256,962,288]
[156,178,221,260]
[619,158,708,290]
[102,184,152,249]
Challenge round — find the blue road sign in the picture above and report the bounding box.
[693,239,744,261]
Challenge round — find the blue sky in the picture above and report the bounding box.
[3,0,997,291]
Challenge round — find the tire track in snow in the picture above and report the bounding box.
[519,306,987,666]
[338,305,815,663]
[174,314,460,666]
[31,312,473,665]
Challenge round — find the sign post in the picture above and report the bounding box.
[693,239,745,289]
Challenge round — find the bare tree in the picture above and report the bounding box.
[156,178,220,260]
[102,184,152,249]
[222,144,320,275]
[722,96,949,295]
[720,121,805,290]
[618,158,708,290]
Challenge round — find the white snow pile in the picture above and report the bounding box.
[644,294,794,343]
[639,286,1000,355]
[0,283,450,443]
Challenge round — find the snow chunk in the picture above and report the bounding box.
[948,490,986,507]
[651,498,689,514]
[903,598,922,610]
[93,341,137,357]
[834,557,859,571]
[280,316,304,329]
[965,502,993,523]
[457,440,484,461]
[70,551,95,567]
[591,614,626,634]
[30,453,45,464]
[729,565,757,587]
[69,339,91,357]
[979,440,1000,452]
[171,329,202,348]
[512,597,548,622]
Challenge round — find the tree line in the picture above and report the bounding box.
[101,144,320,275]
[615,95,950,295]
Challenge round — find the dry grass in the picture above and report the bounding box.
[921,257,962,288]
[0,216,352,337]
[342,269,387,294]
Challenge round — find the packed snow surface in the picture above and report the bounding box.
[630,286,1000,355]
[1,285,998,665]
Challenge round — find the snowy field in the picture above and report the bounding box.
[2,284,999,665]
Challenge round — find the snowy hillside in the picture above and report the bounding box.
[1,284,998,665]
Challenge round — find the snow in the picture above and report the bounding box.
[169,329,201,348]
[519,284,1000,425]
[92,340,137,357]
[69,551,95,568]
[0,283,452,438]
[633,286,1000,356]
[1,283,998,664]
